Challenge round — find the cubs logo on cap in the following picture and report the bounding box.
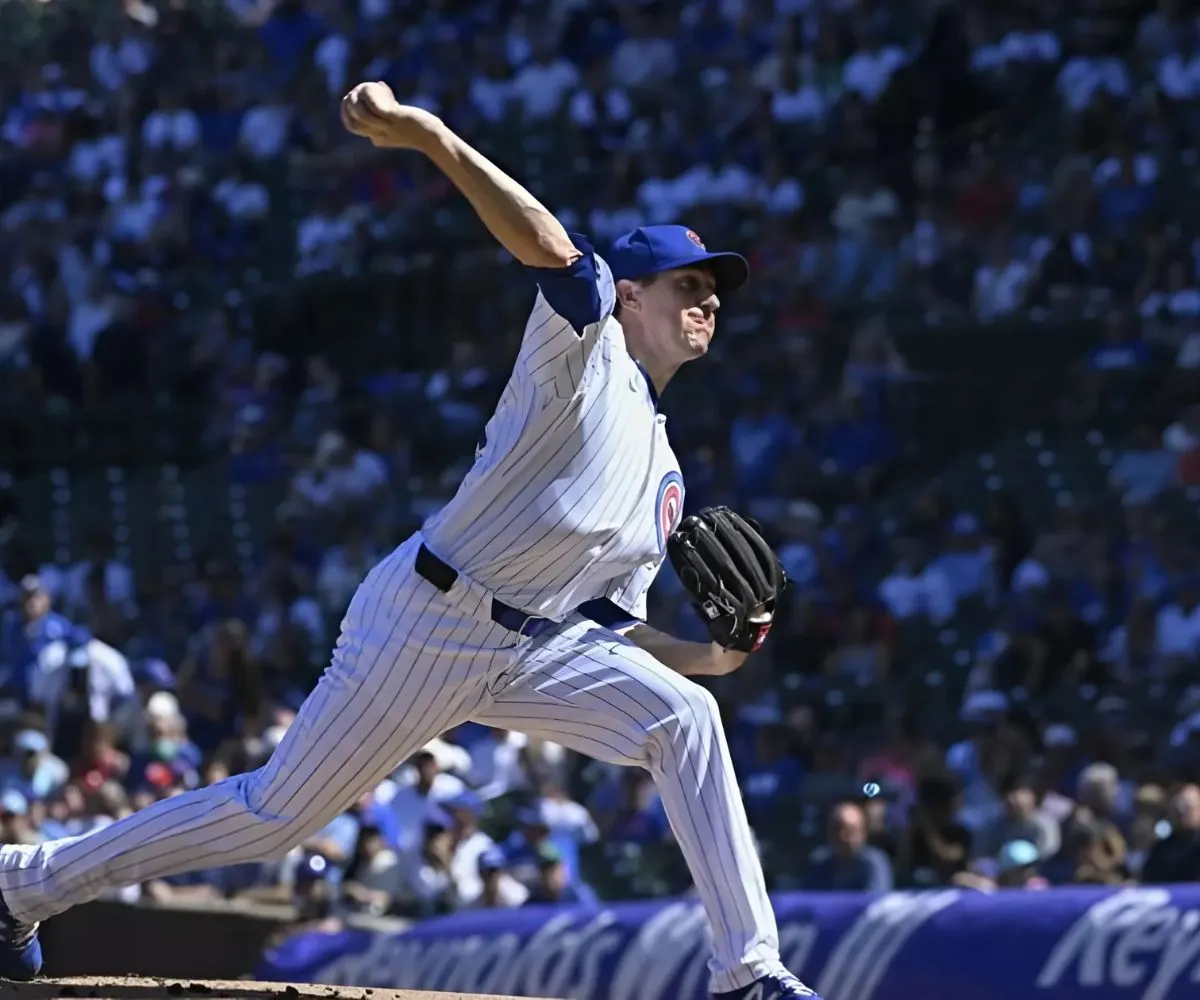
[686,230,705,248]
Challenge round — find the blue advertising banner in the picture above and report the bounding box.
[255,886,1200,1000]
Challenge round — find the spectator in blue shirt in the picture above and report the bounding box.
[740,724,804,826]
[503,806,560,891]
[523,843,598,907]
[729,392,799,494]
[300,811,362,883]
[0,575,89,703]
[818,389,897,492]
[1095,150,1156,233]
[0,729,69,803]
[933,513,994,603]
[535,786,599,888]
[802,802,894,892]
[473,845,529,909]
[595,768,671,846]
[176,618,264,753]
[1108,423,1177,507]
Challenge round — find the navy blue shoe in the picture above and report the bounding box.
[0,890,41,981]
[713,972,822,1000]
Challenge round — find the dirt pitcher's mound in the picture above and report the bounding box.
[0,979,560,1000]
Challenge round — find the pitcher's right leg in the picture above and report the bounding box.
[0,540,515,977]
[472,621,819,999]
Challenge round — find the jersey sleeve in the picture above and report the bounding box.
[519,232,616,395]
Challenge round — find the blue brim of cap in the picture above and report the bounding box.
[651,251,749,293]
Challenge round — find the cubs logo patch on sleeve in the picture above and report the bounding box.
[655,471,685,554]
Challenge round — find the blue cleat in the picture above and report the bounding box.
[0,890,41,981]
[713,972,822,1000]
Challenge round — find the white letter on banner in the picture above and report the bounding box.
[447,932,524,994]
[1038,889,1171,988]
[778,917,819,974]
[1111,905,1175,988]
[491,912,581,996]
[521,910,596,997]
[1038,888,1200,1000]
[542,910,625,999]
[574,912,628,999]
[1148,907,1200,1000]
[817,891,958,1000]
[609,902,709,1000]
[422,936,468,989]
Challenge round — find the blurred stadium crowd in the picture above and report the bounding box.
[2,0,1200,924]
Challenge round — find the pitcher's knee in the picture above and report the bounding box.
[228,768,302,854]
[232,767,319,859]
[684,683,723,732]
[237,765,273,814]
[647,679,723,767]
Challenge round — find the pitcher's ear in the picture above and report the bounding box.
[615,278,640,312]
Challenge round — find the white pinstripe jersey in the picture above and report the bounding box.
[422,234,683,624]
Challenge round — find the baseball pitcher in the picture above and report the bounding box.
[0,84,819,1000]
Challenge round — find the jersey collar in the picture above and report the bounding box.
[633,359,659,409]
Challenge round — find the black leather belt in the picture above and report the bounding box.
[414,544,558,638]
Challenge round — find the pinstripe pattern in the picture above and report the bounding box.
[0,538,519,922]
[0,244,789,994]
[423,251,675,623]
[476,618,780,994]
[0,552,779,993]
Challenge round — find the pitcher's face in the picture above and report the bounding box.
[626,266,720,362]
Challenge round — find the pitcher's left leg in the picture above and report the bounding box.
[471,623,819,998]
[0,543,508,980]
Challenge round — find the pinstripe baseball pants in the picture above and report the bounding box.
[0,534,783,993]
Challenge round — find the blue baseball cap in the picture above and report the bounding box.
[135,658,176,690]
[478,846,507,874]
[296,852,329,885]
[15,730,49,754]
[444,790,483,816]
[608,225,748,293]
[516,803,549,828]
[0,790,27,816]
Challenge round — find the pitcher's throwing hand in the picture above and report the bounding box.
[340,81,442,150]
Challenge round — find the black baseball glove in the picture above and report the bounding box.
[666,506,786,653]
